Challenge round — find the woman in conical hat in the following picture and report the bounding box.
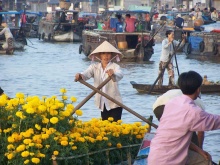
[75,41,123,121]
[88,40,123,62]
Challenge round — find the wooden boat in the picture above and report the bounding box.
[0,11,27,54]
[79,10,155,62]
[38,9,82,42]
[79,30,155,62]
[183,22,220,61]
[130,81,220,94]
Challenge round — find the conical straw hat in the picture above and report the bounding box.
[88,41,123,61]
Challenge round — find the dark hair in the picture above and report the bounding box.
[125,14,131,18]
[0,87,4,95]
[178,71,203,95]
[165,30,173,37]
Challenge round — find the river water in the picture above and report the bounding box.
[1,39,220,162]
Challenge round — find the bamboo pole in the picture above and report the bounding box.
[78,79,158,129]
[71,76,112,115]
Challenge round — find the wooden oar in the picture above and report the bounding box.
[148,38,184,94]
[78,79,158,129]
[71,76,112,115]
[172,41,180,76]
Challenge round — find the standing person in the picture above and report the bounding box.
[174,14,184,28]
[158,30,185,86]
[0,22,13,50]
[148,70,220,165]
[195,8,203,19]
[211,8,219,21]
[125,14,136,32]
[75,41,123,121]
[144,13,151,31]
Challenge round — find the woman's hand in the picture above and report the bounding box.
[106,69,114,76]
[75,73,82,81]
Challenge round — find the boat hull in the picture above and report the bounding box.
[38,21,82,42]
[130,81,220,94]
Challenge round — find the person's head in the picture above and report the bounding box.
[204,7,208,11]
[176,14,181,18]
[125,14,131,19]
[191,8,195,11]
[116,14,122,20]
[178,71,203,99]
[99,52,113,64]
[1,21,7,27]
[88,41,123,63]
[196,8,200,12]
[165,30,174,39]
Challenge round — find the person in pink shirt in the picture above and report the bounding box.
[148,70,220,165]
[125,14,136,32]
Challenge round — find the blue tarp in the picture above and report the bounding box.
[188,36,203,50]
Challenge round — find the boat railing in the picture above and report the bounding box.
[51,143,141,165]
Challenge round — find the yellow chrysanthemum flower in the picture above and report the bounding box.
[23,139,32,144]
[42,134,49,139]
[53,151,59,156]
[21,151,30,158]
[50,117,59,124]
[70,96,77,102]
[7,153,14,160]
[26,107,35,114]
[60,88,67,93]
[71,146,77,150]
[61,140,68,146]
[31,157,40,164]
[108,117,114,121]
[35,124,41,130]
[117,143,122,148]
[16,92,25,99]
[7,144,15,150]
[24,159,30,164]
[62,95,68,100]
[75,109,83,116]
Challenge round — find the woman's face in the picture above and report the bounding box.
[100,52,112,64]
[168,32,174,40]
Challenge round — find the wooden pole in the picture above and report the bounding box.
[78,79,158,129]
[71,76,112,115]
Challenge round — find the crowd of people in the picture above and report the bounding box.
[101,12,152,32]
[189,7,220,22]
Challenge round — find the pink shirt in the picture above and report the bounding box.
[125,18,135,32]
[148,95,220,165]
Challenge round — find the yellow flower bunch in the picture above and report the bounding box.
[0,89,150,165]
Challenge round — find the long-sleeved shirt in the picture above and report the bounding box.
[211,12,219,21]
[81,62,123,110]
[160,39,180,62]
[148,95,220,165]
[0,27,13,39]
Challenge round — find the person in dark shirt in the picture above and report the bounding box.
[174,14,184,28]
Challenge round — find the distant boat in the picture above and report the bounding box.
[183,22,220,61]
[0,11,28,54]
[38,9,82,42]
[130,81,220,94]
